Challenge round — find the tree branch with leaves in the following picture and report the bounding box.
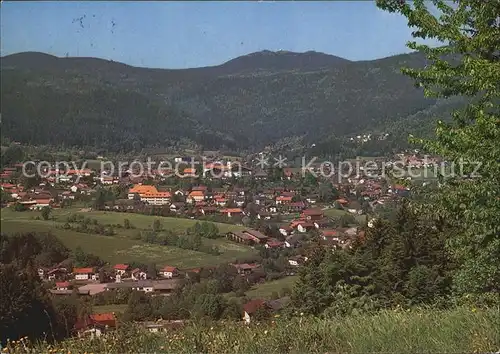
[377,0,499,294]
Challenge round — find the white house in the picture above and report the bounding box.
[160,266,179,279]
[113,264,130,276]
[131,269,148,280]
[73,268,96,281]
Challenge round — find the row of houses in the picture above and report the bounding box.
[1,181,96,209]
[39,263,182,283]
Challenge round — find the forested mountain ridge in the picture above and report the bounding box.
[1,50,463,152]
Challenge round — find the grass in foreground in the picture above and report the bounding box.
[4,307,499,353]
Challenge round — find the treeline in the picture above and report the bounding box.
[137,220,221,255]
[289,200,498,317]
[57,213,116,236]
[0,72,236,152]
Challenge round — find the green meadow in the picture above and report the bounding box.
[245,276,297,298]
[0,208,255,269]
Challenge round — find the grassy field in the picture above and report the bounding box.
[0,208,255,268]
[322,208,348,217]
[245,276,297,299]
[323,208,367,225]
[6,307,499,353]
[92,304,127,314]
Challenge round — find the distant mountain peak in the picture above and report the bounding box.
[1,51,59,67]
[219,49,350,73]
[1,49,455,152]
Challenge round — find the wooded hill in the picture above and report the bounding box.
[1,50,464,152]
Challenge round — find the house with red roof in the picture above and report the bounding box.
[200,206,217,215]
[191,185,208,192]
[283,168,295,179]
[336,198,349,206]
[300,208,324,221]
[276,195,292,204]
[182,167,197,177]
[265,239,285,249]
[75,312,116,338]
[243,299,267,324]
[242,297,289,324]
[160,266,179,279]
[227,229,268,244]
[321,229,341,241]
[220,208,243,218]
[195,200,207,207]
[131,268,148,280]
[73,267,97,281]
[113,264,130,276]
[55,281,71,291]
[188,190,205,203]
[288,255,307,267]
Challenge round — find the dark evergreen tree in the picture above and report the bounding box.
[0,262,58,344]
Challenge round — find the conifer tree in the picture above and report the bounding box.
[377,0,500,294]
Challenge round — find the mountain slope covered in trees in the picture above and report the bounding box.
[1,50,463,152]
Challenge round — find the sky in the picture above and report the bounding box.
[1,1,432,69]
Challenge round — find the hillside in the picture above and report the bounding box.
[0,50,463,152]
[0,207,253,268]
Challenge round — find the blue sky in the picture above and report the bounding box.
[1,1,426,69]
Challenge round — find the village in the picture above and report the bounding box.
[0,151,440,336]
